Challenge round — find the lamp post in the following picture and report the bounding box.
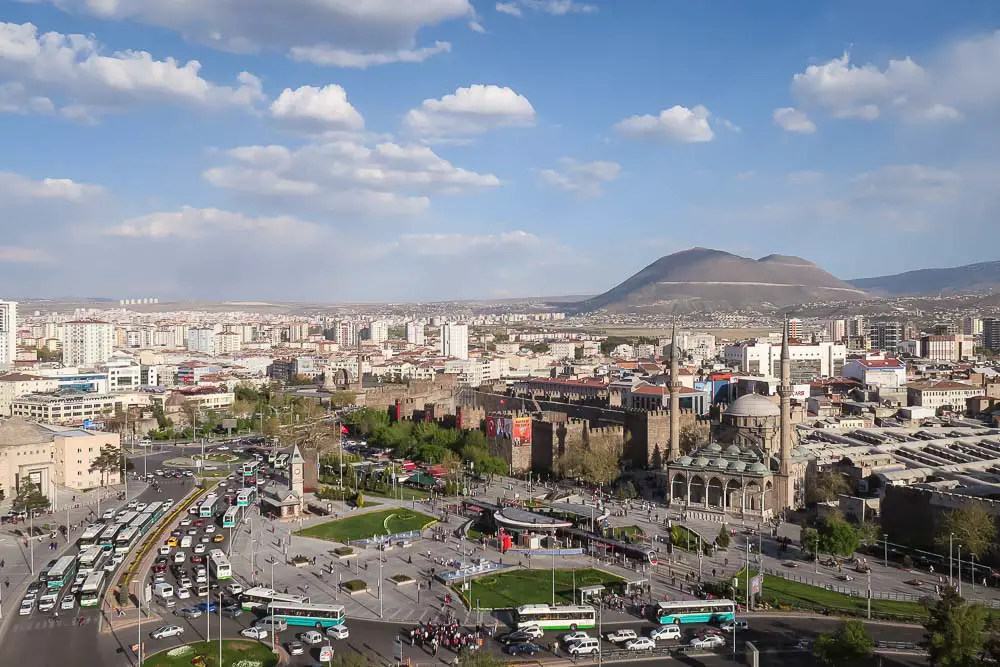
[949,533,954,587]
[551,549,556,606]
[597,596,603,667]
[218,591,223,667]
[745,539,751,611]
[271,560,276,653]
[29,509,35,576]
[137,590,143,667]
[866,570,872,620]
[379,548,384,619]
[883,533,888,568]
[958,545,963,597]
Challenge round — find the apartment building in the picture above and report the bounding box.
[62,320,114,366]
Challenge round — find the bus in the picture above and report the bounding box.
[267,452,278,465]
[240,587,309,611]
[199,494,219,519]
[79,570,106,607]
[221,506,241,529]
[275,453,289,469]
[236,487,256,507]
[208,549,232,580]
[265,601,346,630]
[78,523,106,549]
[144,501,165,521]
[129,512,156,536]
[655,599,736,625]
[114,526,142,554]
[44,555,78,590]
[514,604,597,631]
[97,522,125,549]
[116,511,139,529]
[242,460,262,477]
[77,546,109,574]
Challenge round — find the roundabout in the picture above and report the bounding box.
[143,640,277,667]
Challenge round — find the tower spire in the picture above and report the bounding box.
[778,316,794,505]
[668,320,681,463]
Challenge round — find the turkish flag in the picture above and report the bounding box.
[340,425,348,434]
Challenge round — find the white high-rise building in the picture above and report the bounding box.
[62,320,114,366]
[0,300,16,368]
[335,321,358,347]
[368,320,389,344]
[405,320,425,346]
[439,322,469,360]
[187,328,216,354]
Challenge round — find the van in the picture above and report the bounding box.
[153,583,174,599]
[180,535,193,549]
[196,584,209,597]
[255,616,288,632]
[568,638,600,655]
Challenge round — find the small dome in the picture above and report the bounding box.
[728,461,746,472]
[712,458,728,468]
[792,447,809,459]
[694,457,710,468]
[678,455,693,466]
[724,445,742,456]
[749,462,768,473]
[725,394,781,418]
[705,443,723,453]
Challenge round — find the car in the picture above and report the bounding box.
[194,544,207,554]
[690,635,726,649]
[200,536,211,544]
[562,631,590,644]
[166,537,180,547]
[179,519,192,527]
[287,642,305,656]
[196,601,218,613]
[217,446,229,451]
[319,645,334,663]
[720,620,749,632]
[159,546,171,556]
[498,631,534,645]
[60,595,76,610]
[184,471,194,477]
[904,579,923,587]
[241,627,268,640]
[301,630,325,645]
[186,528,198,536]
[173,552,186,564]
[221,606,244,619]
[782,561,800,568]
[70,583,83,594]
[153,573,167,584]
[649,625,682,641]
[520,625,544,639]
[127,501,138,510]
[208,534,224,544]
[175,607,203,619]
[38,597,57,612]
[155,470,164,477]
[626,637,656,651]
[164,499,175,508]
[19,600,33,616]
[136,503,148,512]
[326,625,349,640]
[226,582,244,596]
[102,509,116,520]
[179,576,192,587]
[194,519,205,527]
[607,629,638,643]
[152,564,167,574]
[205,525,216,534]
[151,626,184,640]
[191,555,206,565]
[504,642,542,656]
[195,572,208,584]
[176,588,191,599]
[26,582,42,595]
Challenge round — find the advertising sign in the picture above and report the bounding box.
[511,417,532,446]
[792,384,810,400]
[750,574,763,594]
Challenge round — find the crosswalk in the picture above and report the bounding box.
[7,615,94,633]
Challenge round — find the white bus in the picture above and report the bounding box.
[44,556,79,591]
[98,522,125,548]
[114,526,142,554]
[78,524,106,549]
[208,549,232,580]
[77,546,109,574]
[116,511,139,529]
[514,604,597,631]
[199,494,219,519]
[275,453,289,469]
[240,586,309,611]
[80,570,106,607]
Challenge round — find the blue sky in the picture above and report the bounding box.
[1,0,999,302]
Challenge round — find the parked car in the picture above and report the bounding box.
[690,634,726,649]
[504,642,542,656]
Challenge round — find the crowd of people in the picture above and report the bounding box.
[407,621,489,655]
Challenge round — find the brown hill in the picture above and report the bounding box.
[573,248,872,314]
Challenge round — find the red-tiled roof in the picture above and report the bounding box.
[906,380,982,391]
[631,384,700,396]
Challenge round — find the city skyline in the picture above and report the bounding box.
[1,2,999,301]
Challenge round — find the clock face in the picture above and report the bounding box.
[292,467,302,481]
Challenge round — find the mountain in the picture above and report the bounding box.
[572,248,871,314]
[849,260,1000,295]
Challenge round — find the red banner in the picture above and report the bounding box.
[486,415,498,438]
[512,417,532,446]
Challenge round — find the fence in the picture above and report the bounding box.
[760,566,925,602]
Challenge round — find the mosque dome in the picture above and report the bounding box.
[725,394,781,418]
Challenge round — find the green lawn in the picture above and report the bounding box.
[294,509,437,543]
[144,640,277,667]
[455,568,624,609]
[735,569,928,621]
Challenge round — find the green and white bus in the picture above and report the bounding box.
[656,599,736,625]
[514,604,597,631]
[97,522,125,549]
[114,526,142,554]
[44,555,79,590]
[236,487,256,507]
[208,549,232,580]
[199,493,219,519]
[240,587,308,611]
[77,545,109,574]
[265,601,346,629]
[80,570,106,607]
[221,505,241,529]
[77,524,105,549]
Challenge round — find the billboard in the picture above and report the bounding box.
[512,417,532,446]
[486,416,514,440]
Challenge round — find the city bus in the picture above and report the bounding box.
[208,549,232,580]
[144,501,165,521]
[236,487,256,507]
[44,555,79,590]
[116,511,139,529]
[239,587,309,611]
[129,512,156,536]
[514,604,597,631]
[267,452,278,465]
[199,494,219,519]
[241,460,262,477]
[655,599,736,625]
[114,526,142,554]
[79,570,106,607]
[265,601,346,630]
[77,546,109,574]
[274,453,289,469]
[97,522,125,549]
[78,523,106,549]
[221,506,242,529]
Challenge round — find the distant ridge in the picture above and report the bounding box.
[573,247,871,314]
[850,260,1000,295]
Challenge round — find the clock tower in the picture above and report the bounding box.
[290,444,305,506]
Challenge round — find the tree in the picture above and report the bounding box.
[582,442,622,485]
[89,444,123,487]
[328,391,357,409]
[923,587,988,667]
[935,506,997,560]
[813,620,874,667]
[13,479,50,513]
[355,491,364,508]
[807,470,852,504]
[816,515,862,557]
[678,423,710,455]
[716,525,731,549]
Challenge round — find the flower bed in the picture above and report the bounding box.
[390,574,414,586]
[333,547,354,557]
[341,579,368,595]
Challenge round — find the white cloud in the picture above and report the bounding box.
[0,21,264,119]
[496,0,597,16]
[469,21,486,33]
[34,0,471,67]
[397,230,543,256]
[0,246,52,263]
[289,41,451,69]
[203,138,500,218]
[403,84,536,139]
[615,105,714,143]
[772,107,816,134]
[269,84,364,132]
[539,158,620,196]
[0,171,105,200]
[105,206,320,240]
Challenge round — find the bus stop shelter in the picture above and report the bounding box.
[577,585,604,604]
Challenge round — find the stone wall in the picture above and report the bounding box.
[487,410,534,472]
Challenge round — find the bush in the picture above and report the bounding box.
[390,574,413,583]
[290,554,310,565]
[355,491,364,508]
[342,579,367,592]
[716,525,731,549]
[333,547,354,556]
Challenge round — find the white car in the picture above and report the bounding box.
[326,625,349,640]
[60,595,76,610]
[102,509,116,520]
[649,625,682,641]
[136,503,148,512]
[193,544,207,554]
[195,572,207,584]
[164,499,175,508]
[38,597,57,612]
[521,625,544,639]
[607,629,638,644]
[217,446,229,451]
[19,600,33,616]
[179,518,192,527]
[690,634,726,649]
[241,627,268,640]
[626,638,656,651]
[204,525,216,534]
[159,546,172,556]
[151,625,184,640]
[176,588,191,600]
[300,630,324,645]
[127,501,138,510]
[562,631,589,644]
[226,583,244,596]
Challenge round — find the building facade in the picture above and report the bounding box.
[405,321,425,346]
[62,320,114,366]
[0,300,16,369]
[440,323,469,360]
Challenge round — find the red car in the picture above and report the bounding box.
[194,519,205,527]
[152,564,167,573]
[190,555,205,564]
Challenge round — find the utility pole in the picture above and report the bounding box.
[867,570,872,620]
[950,533,954,587]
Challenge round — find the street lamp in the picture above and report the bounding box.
[949,533,954,587]
[958,545,963,597]
[883,533,888,568]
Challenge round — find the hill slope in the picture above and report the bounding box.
[849,260,1000,295]
[573,248,870,314]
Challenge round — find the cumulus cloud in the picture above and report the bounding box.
[34,0,471,67]
[538,158,620,197]
[772,107,816,133]
[203,139,500,218]
[615,105,715,143]
[289,41,452,69]
[0,21,264,120]
[0,171,105,200]
[104,206,321,240]
[403,84,536,140]
[269,84,364,132]
[496,0,597,16]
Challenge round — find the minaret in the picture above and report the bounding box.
[668,322,681,462]
[778,317,794,506]
[290,443,305,507]
[355,342,364,391]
